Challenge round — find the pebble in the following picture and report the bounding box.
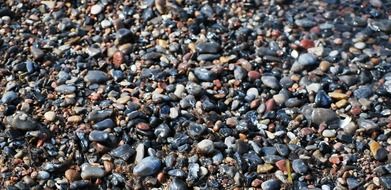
[261,75,280,89]
[346,177,360,190]
[90,4,103,15]
[81,164,105,179]
[196,42,221,54]
[133,156,161,176]
[1,91,17,103]
[30,46,44,60]
[193,68,217,82]
[44,111,56,121]
[380,176,391,189]
[197,139,215,154]
[292,159,309,174]
[55,84,76,94]
[84,70,109,83]
[65,169,80,182]
[88,130,109,142]
[8,111,38,131]
[169,178,188,190]
[261,179,281,190]
[109,144,135,161]
[291,53,318,72]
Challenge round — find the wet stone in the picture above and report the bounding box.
[93,118,115,130]
[261,179,281,190]
[262,75,280,89]
[133,156,161,176]
[116,28,133,45]
[110,144,135,161]
[88,130,109,142]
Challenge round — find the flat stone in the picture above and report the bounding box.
[84,70,109,83]
[380,176,391,189]
[93,119,115,130]
[110,144,135,161]
[81,164,105,179]
[88,130,109,142]
[262,75,280,89]
[133,156,161,176]
[193,68,217,82]
[55,84,76,94]
[196,42,221,54]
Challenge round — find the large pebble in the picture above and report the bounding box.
[196,139,215,154]
[196,42,221,54]
[84,70,109,83]
[292,159,309,174]
[110,144,135,161]
[81,164,105,179]
[261,179,281,190]
[133,156,161,176]
[8,112,38,131]
[1,91,17,103]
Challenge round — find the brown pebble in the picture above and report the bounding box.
[248,70,261,80]
[112,51,124,67]
[319,61,331,72]
[65,169,80,182]
[136,122,150,131]
[251,178,263,187]
[300,39,315,49]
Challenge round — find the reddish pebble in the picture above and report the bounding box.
[251,178,263,187]
[112,51,124,67]
[275,160,287,172]
[300,127,315,136]
[213,79,222,89]
[300,39,315,49]
[329,154,341,164]
[250,99,260,109]
[310,26,320,34]
[265,99,275,112]
[136,122,150,131]
[248,71,261,80]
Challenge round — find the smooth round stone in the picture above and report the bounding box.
[375,148,388,161]
[93,118,115,129]
[84,70,109,84]
[300,39,315,49]
[44,111,56,121]
[197,139,215,154]
[322,129,336,138]
[193,68,217,82]
[101,19,111,28]
[55,84,76,94]
[309,107,339,125]
[196,42,221,54]
[110,144,135,161]
[261,179,281,190]
[354,42,366,49]
[292,159,309,174]
[133,156,161,176]
[234,66,247,80]
[291,53,318,72]
[88,130,109,142]
[37,171,50,180]
[262,75,280,89]
[1,91,17,103]
[81,164,105,179]
[246,87,259,99]
[169,178,188,190]
[90,4,103,15]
